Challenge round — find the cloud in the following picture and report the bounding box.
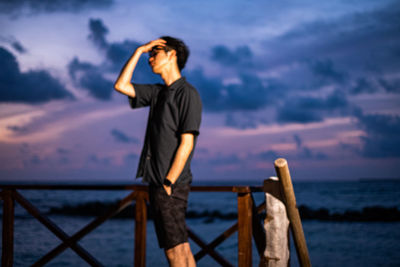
[211,45,253,67]
[298,147,328,160]
[70,2,399,128]
[292,134,328,160]
[106,41,153,76]
[18,145,42,167]
[187,69,286,113]
[356,111,400,158]
[249,148,326,166]
[7,125,28,133]
[214,154,241,166]
[205,153,241,166]
[88,154,112,166]
[68,19,156,101]
[56,148,70,164]
[277,105,322,124]
[350,77,378,95]
[73,18,279,109]
[0,0,113,15]
[293,134,302,148]
[11,41,27,54]
[0,47,73,103]
[91,21,152,79]
[1,36,28,54]
[225,113,260,129]
[224,74,282,110]
[276,90,348,123]
[79,71,114,100]
[88,18,109,49]
[124,153,138,165]
[253,150,280,161]
[68,57,114,100]
[56,148,69,154]
[27,154,41,166]
[111,129,139,144]
[185,68,224,111]
[378,78,400,94]
[256,1,400,99]
[275,1,400,68]
[86,18,148,75]
[192,2,399,124]
[309,59,347,84]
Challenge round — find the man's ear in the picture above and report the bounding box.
[167,49,177,60]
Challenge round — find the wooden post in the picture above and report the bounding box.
[263,178,290,267]
[2,190,14,267]
[237,191,252,267]
[274,158,311,267]
[134,191,147,267]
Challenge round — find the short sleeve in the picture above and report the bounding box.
[129,83,162,109]
[178,87,202,136]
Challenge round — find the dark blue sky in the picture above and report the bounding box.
[0,0,399,182]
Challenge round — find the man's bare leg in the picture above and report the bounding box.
[165,242,196,267]
[184,242,196,267]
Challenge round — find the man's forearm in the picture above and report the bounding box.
[166,133,194,184]
[114,39,166,98]
[114,49,143,98]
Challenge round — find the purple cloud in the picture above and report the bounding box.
[0,47,73,103]
[0,0,114,15]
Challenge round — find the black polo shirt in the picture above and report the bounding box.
[129,77,202,186]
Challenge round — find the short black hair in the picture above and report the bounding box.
[160,36,189,71]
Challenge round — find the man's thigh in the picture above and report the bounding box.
[149,184,190,250]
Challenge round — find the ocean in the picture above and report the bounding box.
[1,180,400,266]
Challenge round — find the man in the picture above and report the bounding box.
[114,36,202,267]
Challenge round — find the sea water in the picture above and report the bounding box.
[1,180,400,266]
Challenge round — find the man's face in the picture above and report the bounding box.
[148,46,170,74]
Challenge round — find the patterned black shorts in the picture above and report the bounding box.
[149,183,190,250]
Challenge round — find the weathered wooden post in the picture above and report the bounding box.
[236,187,253,267]
[274,158,311,267]
[262,177,290,267]
[2,190,15,267]
[134,190,147,267]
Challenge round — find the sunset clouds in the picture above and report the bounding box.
[1,0,399,182]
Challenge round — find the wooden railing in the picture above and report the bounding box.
[1,159,311,267]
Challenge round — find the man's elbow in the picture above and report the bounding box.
[114,82,136,98]
[114,82,123,92]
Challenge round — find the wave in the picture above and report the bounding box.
[47,201,400,222]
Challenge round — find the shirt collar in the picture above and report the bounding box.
[167,77,185,91]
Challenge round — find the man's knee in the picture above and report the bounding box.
[165,242,186,259]
[183,242,192,254]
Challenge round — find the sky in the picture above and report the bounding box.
[0,0,399,183]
